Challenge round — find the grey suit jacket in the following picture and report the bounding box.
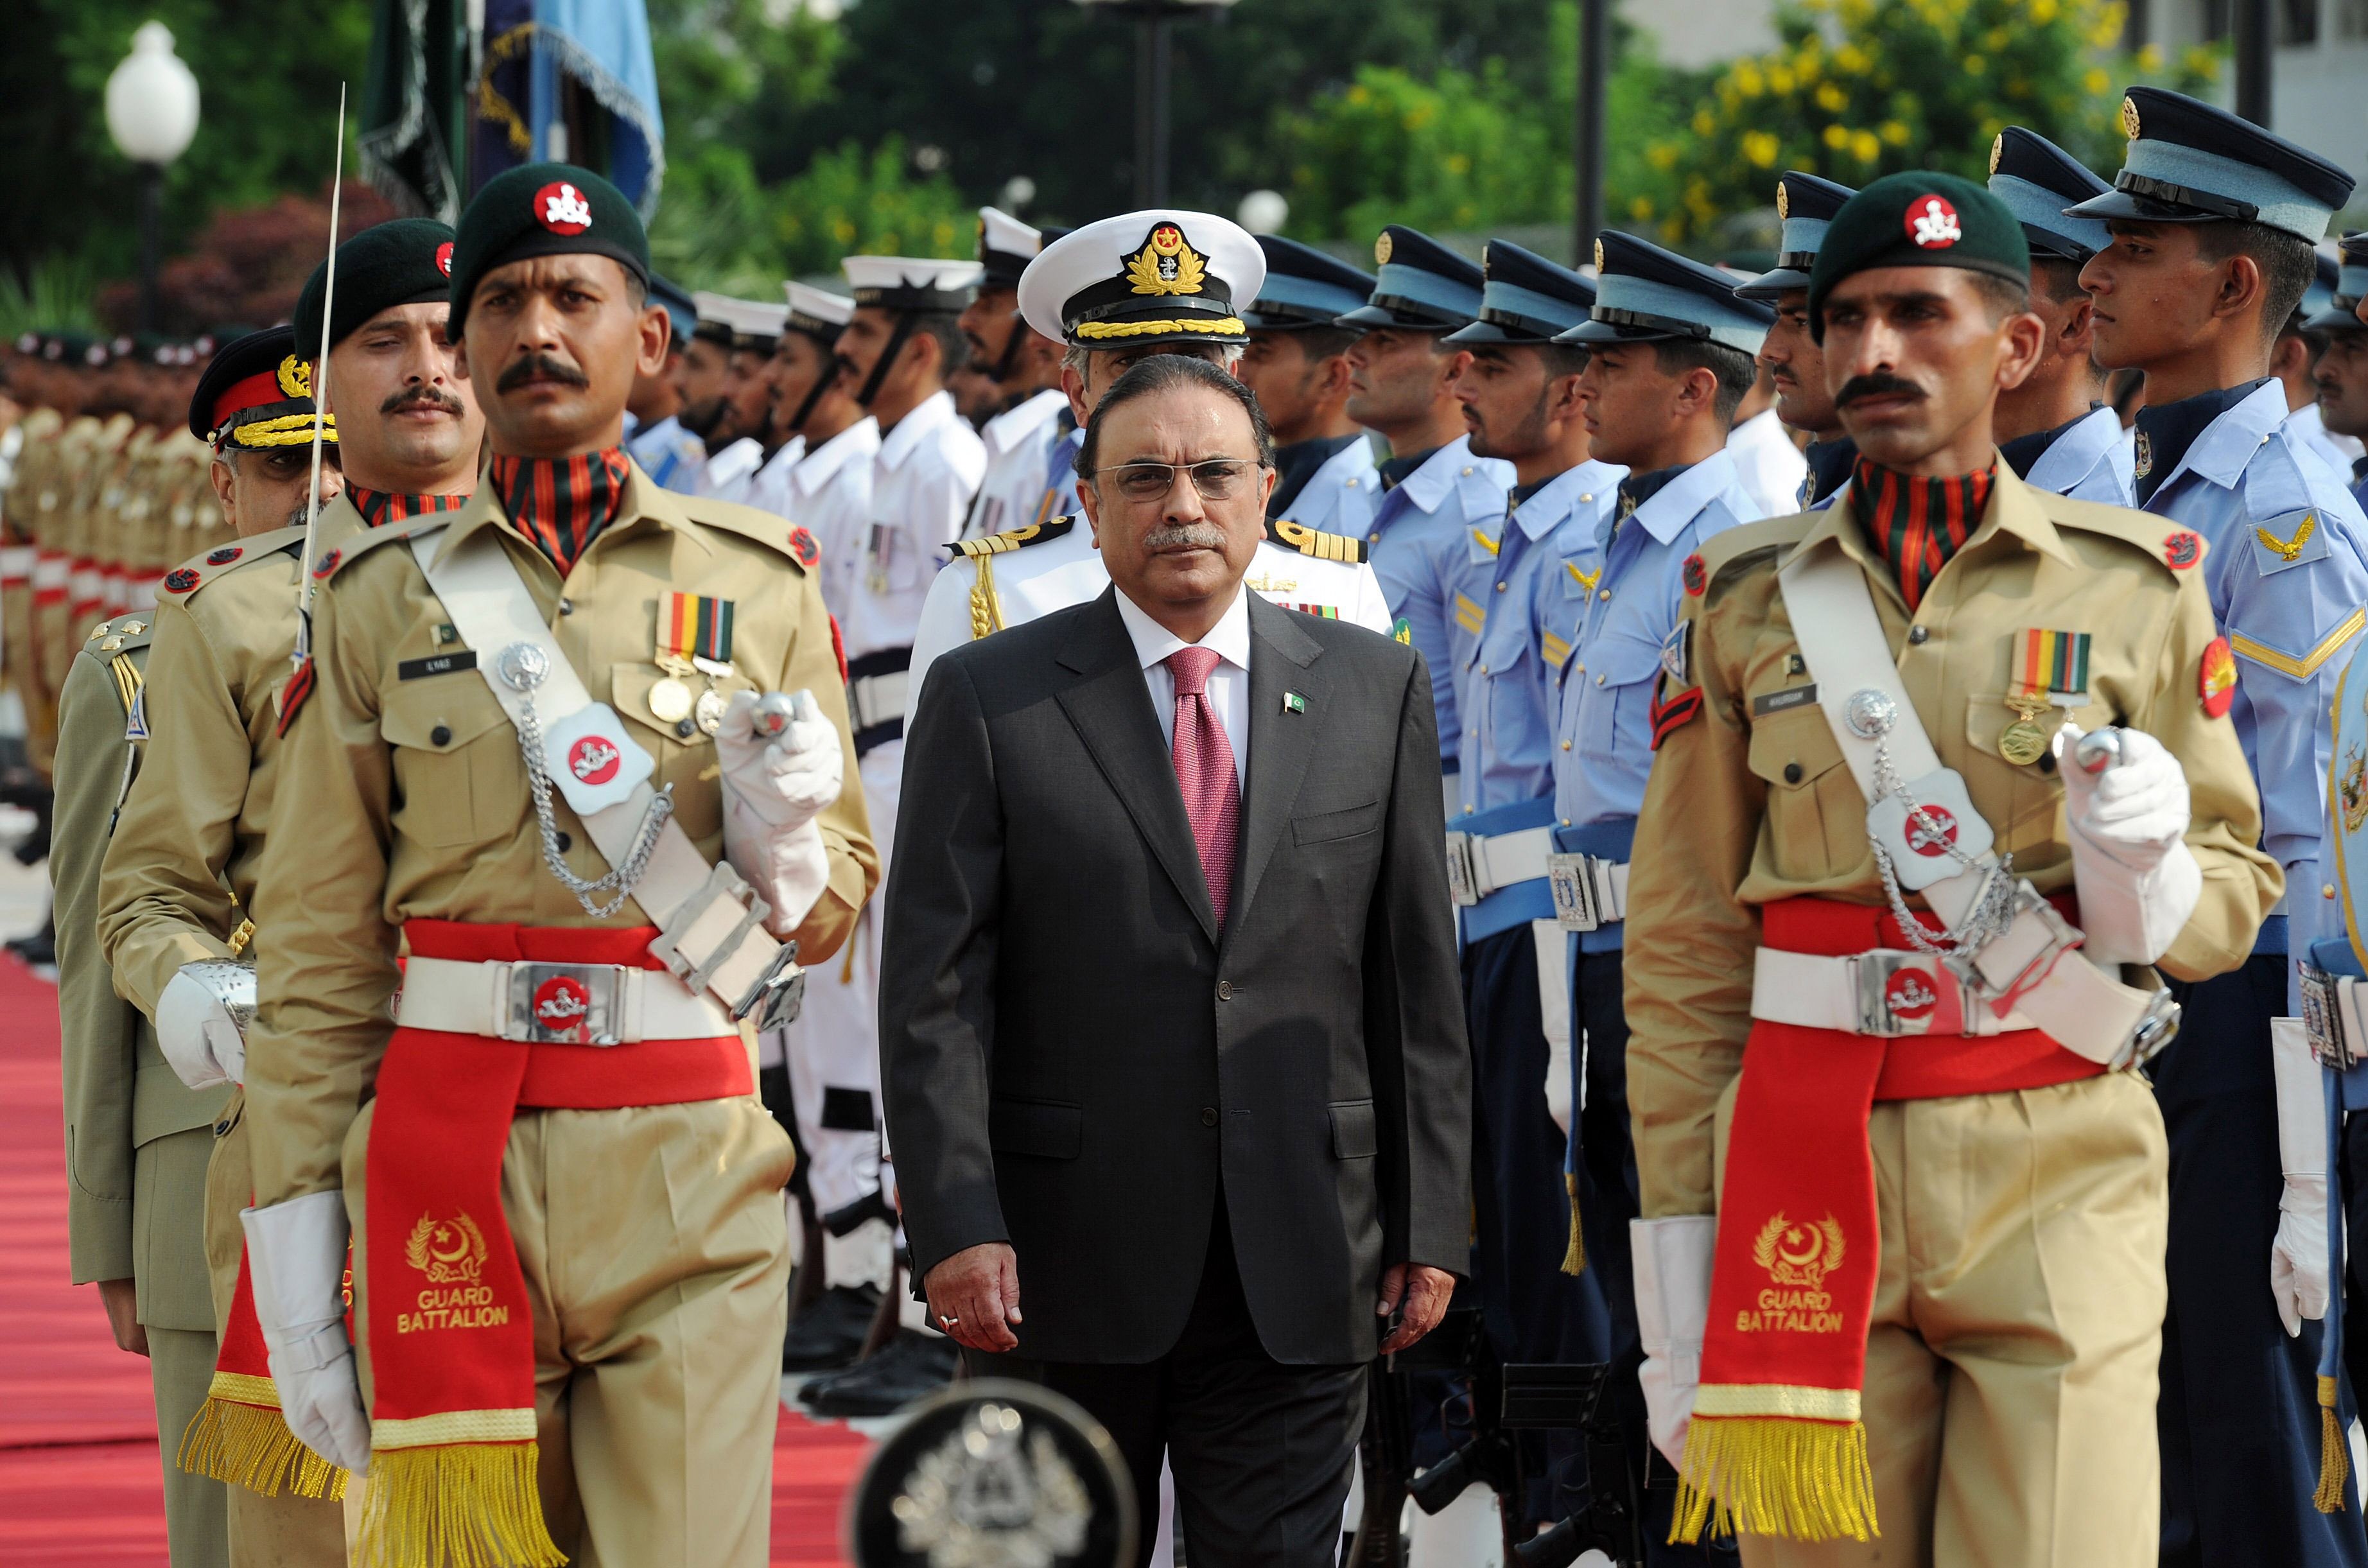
[882,586,1471,1366]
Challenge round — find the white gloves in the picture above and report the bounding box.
[155,959,257,1090]
[1633,1214,1716,1471]
[240,1191,370,1474]
[2053,724,2202,968]
[2270,1016,2333,1337]
[1534,920,1574,1136]
[715,689,842,937]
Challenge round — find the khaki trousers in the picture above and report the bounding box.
[344,1093,794,1568]
[149,1325,230,1568]
[205,1101,353,1566]
[1714,1070,2169,1568]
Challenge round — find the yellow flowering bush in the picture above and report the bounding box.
[1645,0,2218,247]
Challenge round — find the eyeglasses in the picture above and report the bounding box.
[1090,458,1265,503]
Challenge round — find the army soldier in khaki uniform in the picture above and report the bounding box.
[239,164,874,1568]
[1625,173,2278,1565]
[105,222,472,1562]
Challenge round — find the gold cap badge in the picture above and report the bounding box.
[1124,223,1207,297]
[1989,134,2004,176]
[1776,180,1790,220]
[2121,95,2141,141]
[1374,231,1393,265]
[275,355,311,400]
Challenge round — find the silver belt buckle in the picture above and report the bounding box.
[1548,853,1598,932]
[2302,964,2354,1070]
[506,961,624,1045]
[1443,832,1479,908]
[2112,988,2182,1072]
[1851,950,1956,1038]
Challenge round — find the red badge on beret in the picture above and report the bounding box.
[312,548,340,580]
[1682,552,1707,596]
[162,568,200,595]
[205,546,243,566]
[788,525,821,570]
[1906,194,1962,249]
[533,182,593,236]
[434,241,454,276]
[2163,530,2201,570]
[2200,636,2236,717]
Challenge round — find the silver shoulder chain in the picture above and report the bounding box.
[1867,735,2016,957]
[510,690,674,919]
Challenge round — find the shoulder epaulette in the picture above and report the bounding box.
[948,515,1079,559]
[81,615,156,657]
[155,525,308,602]
[675,492,817,569]
[308,508,455,585]
[2045,493,2209,581]
[1693,511,1816,593]
[1267,517,1370,564]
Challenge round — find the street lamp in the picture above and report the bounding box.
[105,22,201,333]
[1073,0,1242,207]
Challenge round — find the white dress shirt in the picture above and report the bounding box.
[840,390,988,661]
[1113,582,1251,792]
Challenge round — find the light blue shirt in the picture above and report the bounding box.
[625,412,708,493]
[2024,406,2134,506]
[1454,458,1626,815]
[1548,448,1760,842]
[1366,436,1515,772]
[2143,379,2368,999]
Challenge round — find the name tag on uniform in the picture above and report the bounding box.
[1752,683,1818,717]
[399,650,478,681]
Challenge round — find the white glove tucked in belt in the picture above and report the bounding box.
[2270,1016,2332,1337]
[155,959,256,1090]
[241,1191,370,1474]
[715,689,842,937]
[2053,724,2201,968]
[1633,1214,1716,1470]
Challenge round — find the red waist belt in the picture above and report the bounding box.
[399,918,751,1108]
[1758,894,2105,1102]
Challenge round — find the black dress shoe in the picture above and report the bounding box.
[781,1283,884,1372]
[798,1330,959,1418]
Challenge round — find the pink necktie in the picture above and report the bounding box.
[1166,646,1241,928]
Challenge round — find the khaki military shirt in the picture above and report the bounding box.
[244,462,877,1206]
[55,614,232,1289]
[1624,464,2280,1220]
[98,503,368,1018]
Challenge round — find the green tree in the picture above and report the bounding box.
[1642,0,2218,247]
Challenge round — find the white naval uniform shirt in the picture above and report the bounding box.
[695,435,766,505]
[1723,407,1810,523]
[839,390,986,661]
[1279,435,1380,538]
[785,417,881,620]
[1113,580,1251,790]
[740,434,807,521]
[962,389,1069,540]
[903,519,1395,727]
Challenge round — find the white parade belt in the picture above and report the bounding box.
[1443,824,1555,907]
[396,955,735,1046]
[846,667,910,732]
[1750,947,2037,1037]
[1548,854,1630,932]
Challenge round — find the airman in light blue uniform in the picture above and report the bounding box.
[2075,84,2368,1568]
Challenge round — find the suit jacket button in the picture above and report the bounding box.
[1201,1107,1219,1128]
[1217,980,1233,1000]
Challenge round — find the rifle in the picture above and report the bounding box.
[1344,1303,1485,1567]
[1502,1361,1646,1568]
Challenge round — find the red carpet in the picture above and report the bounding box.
[0,954,871,1564]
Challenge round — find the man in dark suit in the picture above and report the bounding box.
[882,354,1472,1564]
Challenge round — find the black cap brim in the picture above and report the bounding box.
[1556,318,1677,346]
[2017,224,2095,263]
[1335,302,1459,330]
[1733,266,1813,301]
[1440,318,1556,347]
[2306,304,2367,333]
[2064,189,2218,226]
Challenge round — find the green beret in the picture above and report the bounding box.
[295,219,457,356]
[1807,170,2030,341]
[448,163,649,337]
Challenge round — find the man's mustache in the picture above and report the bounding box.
[496,353,590,392]
[1834,372,1925,408]
[1143,523,1228,552]
[381,384,466,417]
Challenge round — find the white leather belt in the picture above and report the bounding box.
[396,955,735,1045]
[848,668,910,731]
[1443,824,1554,907]
[0,545,35,582]
[1549,855,1630,932]
[1751,947,2037,1038]
[33,554,69,589]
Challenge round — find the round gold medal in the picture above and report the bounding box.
[695,686,729,736]
[647,676,693,726]
[1999,717,2050,766]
